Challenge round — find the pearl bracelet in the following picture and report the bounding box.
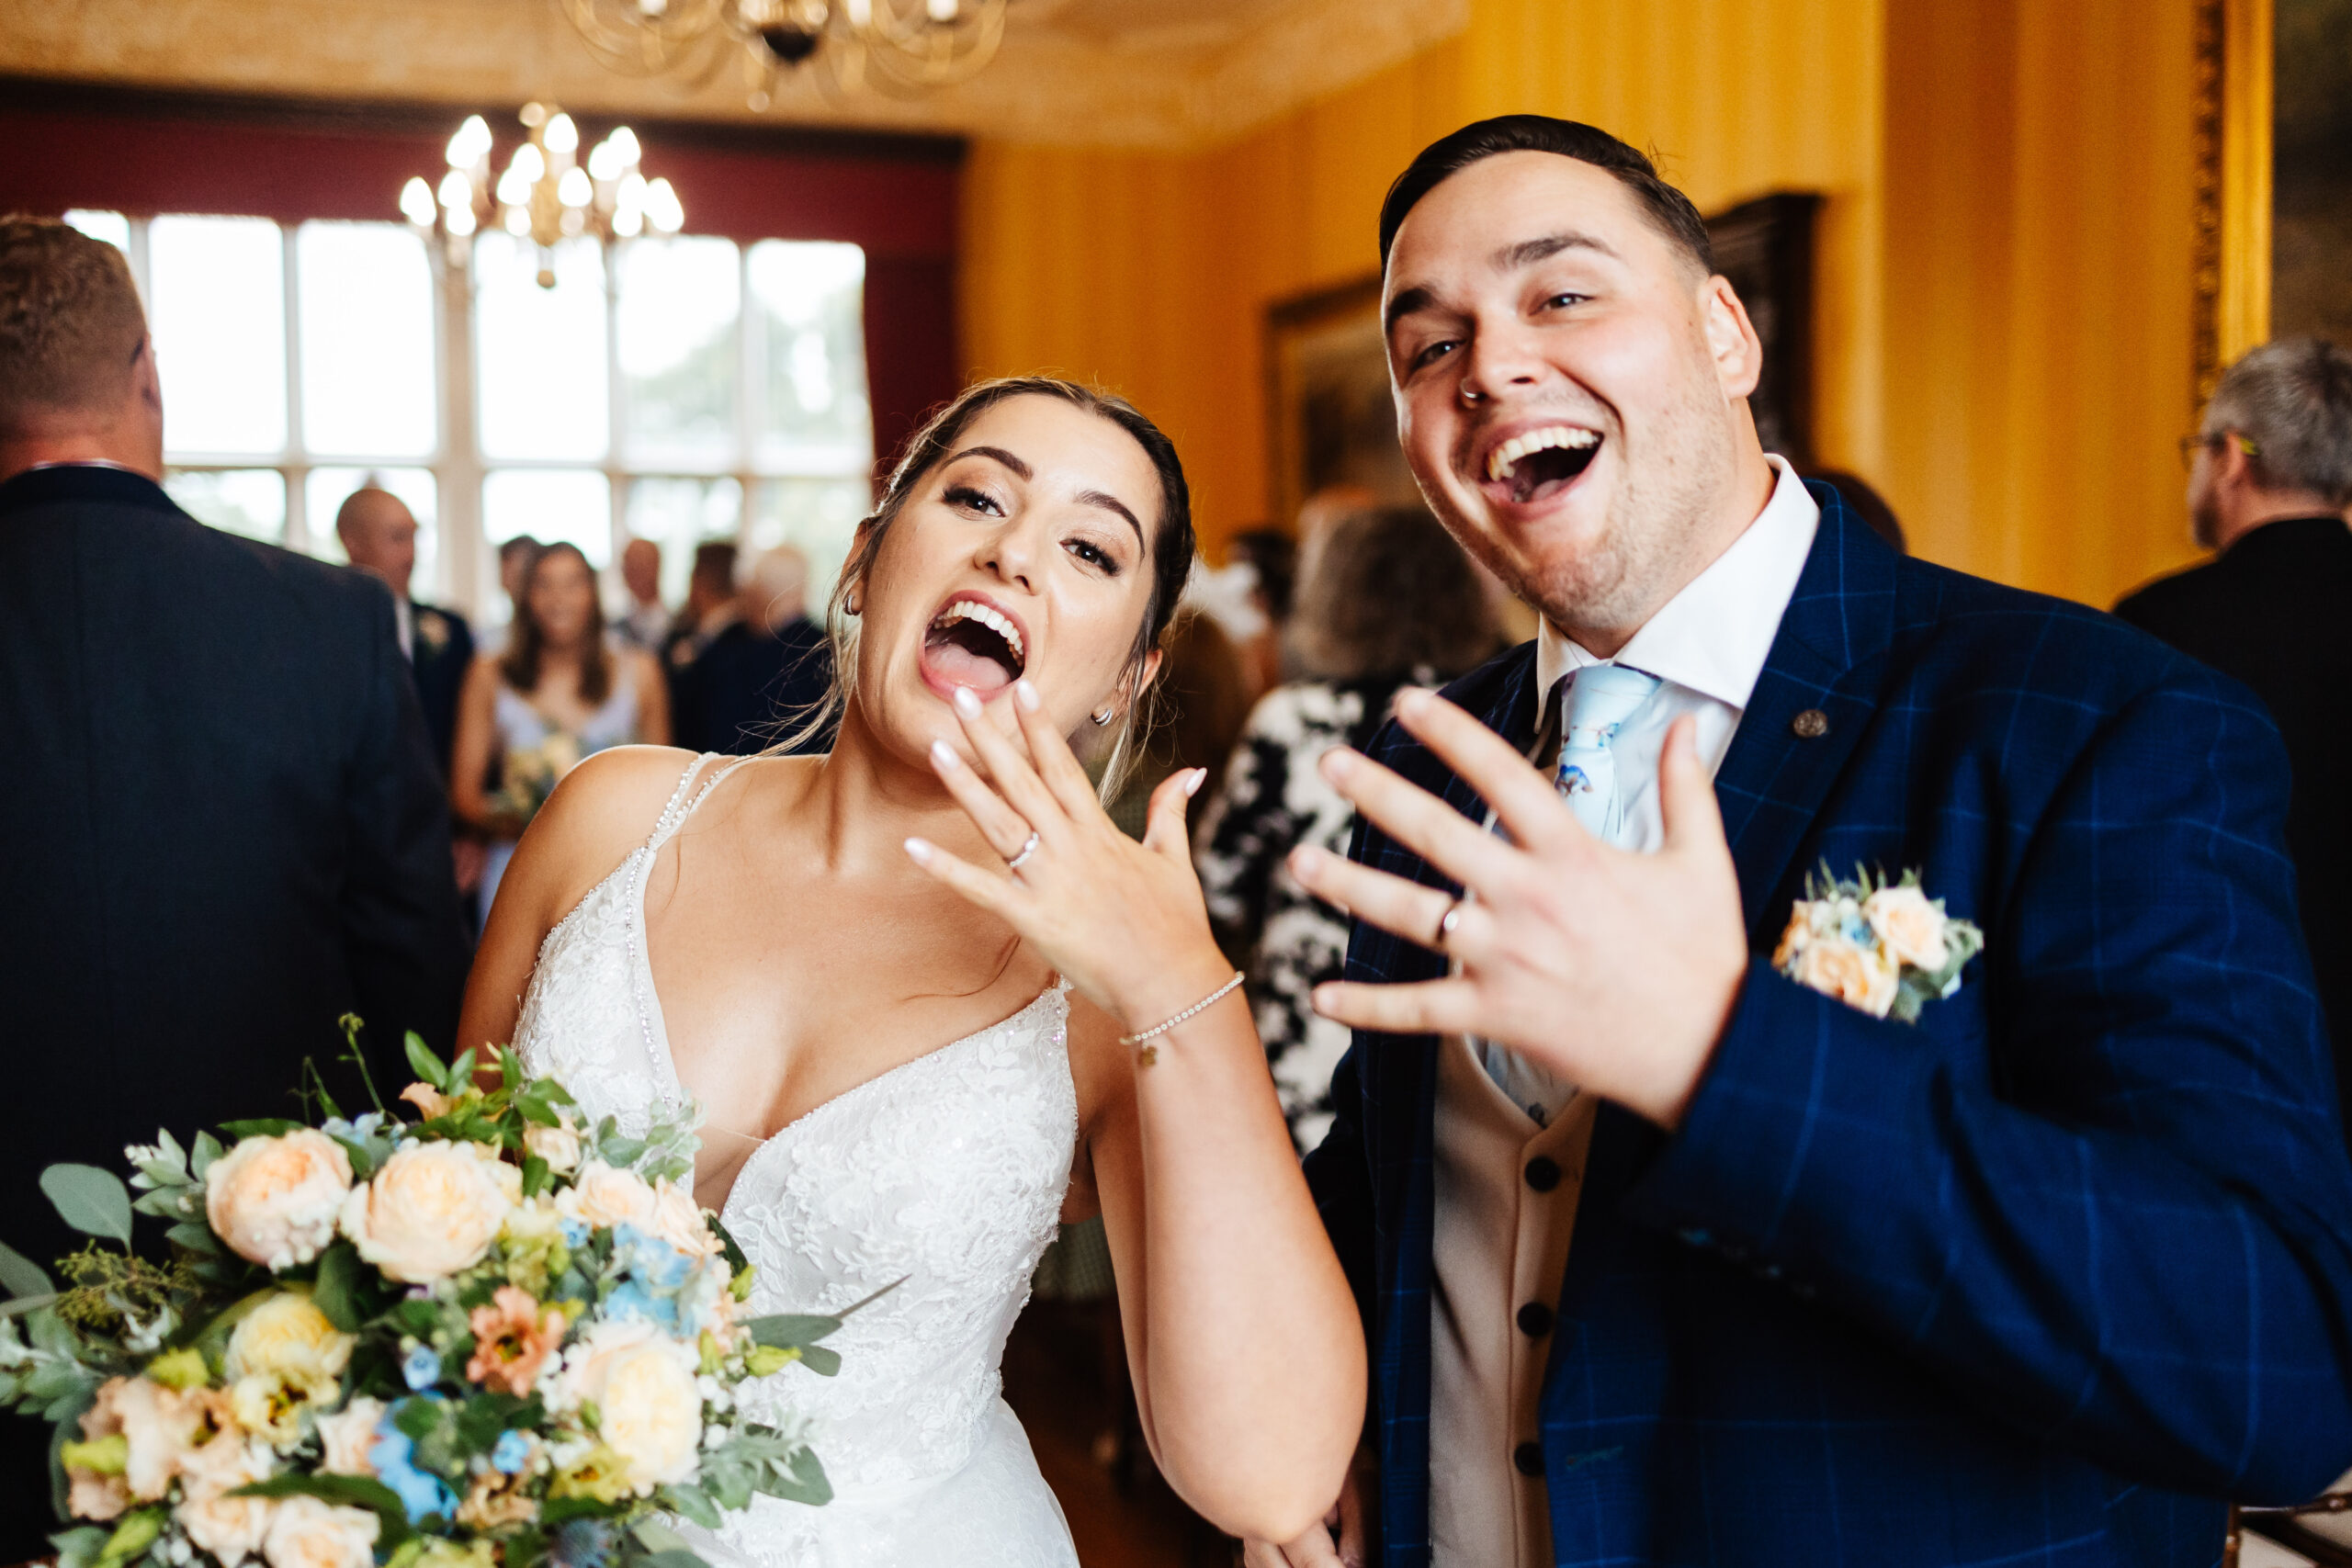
[1121,971,1245,1065]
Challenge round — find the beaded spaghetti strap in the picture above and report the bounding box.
[651,753,757,851]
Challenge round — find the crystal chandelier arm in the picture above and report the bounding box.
[558,0,730,75]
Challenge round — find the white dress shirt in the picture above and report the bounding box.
[1476,455,1820,1120]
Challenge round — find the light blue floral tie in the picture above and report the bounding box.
[1554,663,1662,842]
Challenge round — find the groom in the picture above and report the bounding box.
[1260,118,2352,1566]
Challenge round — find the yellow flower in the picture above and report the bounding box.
[206,1131,355,1272]
[227,1292,355,1389]
[550,1319,703,1492]
[548,1441,634,1505]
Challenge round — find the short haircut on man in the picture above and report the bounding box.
[2204,336,2352,508]
[0,216,148,434]
[1378,116,1716,279]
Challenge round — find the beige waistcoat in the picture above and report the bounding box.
[1427,1033,1599,1568]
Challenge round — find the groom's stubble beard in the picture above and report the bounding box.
[1413,363,1747,647]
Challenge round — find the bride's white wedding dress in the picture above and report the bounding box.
[512,753,1083,1566]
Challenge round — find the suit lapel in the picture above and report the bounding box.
[1712,490,1901,942]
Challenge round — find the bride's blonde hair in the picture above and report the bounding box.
[772,377,1196,798]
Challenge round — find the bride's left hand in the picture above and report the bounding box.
[904,679,1235,1032]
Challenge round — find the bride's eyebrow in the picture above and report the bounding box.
[947,445,1030,479]
[1075,490,1143,548]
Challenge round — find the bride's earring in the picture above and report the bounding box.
[1090,706,1115,728]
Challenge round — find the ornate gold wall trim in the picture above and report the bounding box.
[2193,0,2272,409]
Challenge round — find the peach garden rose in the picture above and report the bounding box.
[206,1129,355,1272]
[338,1141,520,1284]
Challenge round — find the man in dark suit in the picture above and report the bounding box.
[334,483,475,777]
[1245,121,2352,1568]
[672,544,834,755]
[2115,337,2352,1127]
[0,216,469,1552]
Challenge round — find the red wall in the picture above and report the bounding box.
[0,84,963,467]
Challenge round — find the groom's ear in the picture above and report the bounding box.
[1699,275,1765,403]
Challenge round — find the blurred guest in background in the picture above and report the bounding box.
[479,533,541,654]
[335,484,473,774]
[1107,608,1250,839]
[663,539,741,671]
[616,535,669,653]
[1811,468,1905,553]
[1195,503,1502,1151]
[451,539,670,924]
[673,544,835,755]
[0,216,467,1551]
[2116,336,2352,1120]
[1226,526,1299,701]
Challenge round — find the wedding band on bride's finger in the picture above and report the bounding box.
[1006,830,1041,873]
[1434,897,1466,949]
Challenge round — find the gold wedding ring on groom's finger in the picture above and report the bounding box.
[1006,830,1041,873]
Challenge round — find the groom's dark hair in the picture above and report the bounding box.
[1378,117,1714,278]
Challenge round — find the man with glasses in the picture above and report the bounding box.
[2119,337,2352,1129]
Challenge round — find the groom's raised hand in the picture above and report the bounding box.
[1292,688,1747,1130]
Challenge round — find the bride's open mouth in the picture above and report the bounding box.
[1478,423,1602,508]
[919,591,1029,701]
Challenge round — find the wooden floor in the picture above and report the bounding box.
[1002,1300,1233,1568]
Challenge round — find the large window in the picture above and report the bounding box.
[63,209,875,619]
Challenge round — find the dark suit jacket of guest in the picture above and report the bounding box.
[2114,514,2352,1126]
[671,615,835,756]
[406,597,474,776]
[1304,486,2352,1566]
[0,466,469,1552]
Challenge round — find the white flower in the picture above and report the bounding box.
[522,1118,582,1174]
[648,1179,722,1258]
[313,1397,384,1477]
[338,1142,519,1284]
[261,1496,378,1568]
[548,1319,703,1491]
[1863,883,1951,971]
[206,1132,355,1272]
[557,1160,659,1234]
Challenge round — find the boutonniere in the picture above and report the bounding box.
[415,608,451,651]
[1771,864,1984,1023]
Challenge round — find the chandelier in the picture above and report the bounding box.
[399,104,684,287]
[557,0,1011,107]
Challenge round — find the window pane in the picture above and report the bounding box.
[748,477,871,606]
[166,468,286,544]
[62,210,130,252]
[307,468,440,598]
[299,223,437,458]
[476,234,608,461]
[484,468,612,570]
[747,241,871,471]
[151,217,287,456]
[616,236,740,468]
[625,476,743,606]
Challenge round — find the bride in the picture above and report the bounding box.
[457,378,1366,1563]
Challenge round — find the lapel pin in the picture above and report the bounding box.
[1792,708,1830,739]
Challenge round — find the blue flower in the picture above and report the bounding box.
[614,1224,692,1289]
[491,1429,532,1475]
[604,1280,680,1333]
[549,1519,616,1568]
[370,1407,458,1525]
[558,1216,590,1248]
[401,1344,443,1391]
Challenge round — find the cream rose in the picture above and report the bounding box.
[175,1434,278,1564]
[207,1131,355,1272]
[1793,936,1901,1018]
[549,1319,702,1491]
[1863,884,1950,971]
[261,1495,378,1568]
[227,1292,355,1389]
[648,1179,722,1258]
[312,1397,384,1478]
[558,1161,659,1234]
[338,1142,520,1284]
[112,1374,215,1499]
[523,1119,583,1174]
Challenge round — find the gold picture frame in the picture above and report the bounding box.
[2192,0,2272,409]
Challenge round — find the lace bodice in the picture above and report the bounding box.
[512,755,1081,1562]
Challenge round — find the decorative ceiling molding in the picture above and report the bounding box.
[0,0,1466,150]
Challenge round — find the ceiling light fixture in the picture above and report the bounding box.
[557,0,1010,108]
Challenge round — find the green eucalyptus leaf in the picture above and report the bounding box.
[164,1222,221,1256]
[40,1165,132,1247]
[755,1446,831,1506]
[658,1482,723,1529]
[797,1345,841,1378]
[312,1243,368,1332]
[599,1135,648,1168]
[741,1313,842,1351]
[0,1238,55,1299]
[0,1294,62,1319]
[189,1132,224,1180]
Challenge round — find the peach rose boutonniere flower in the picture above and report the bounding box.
[1774,865,1984,1023]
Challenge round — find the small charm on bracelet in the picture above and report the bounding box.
[1137,1043,1159,1068]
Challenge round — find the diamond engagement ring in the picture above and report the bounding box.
[1006,830,1041,873]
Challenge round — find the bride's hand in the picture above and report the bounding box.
[904,680,1235,1032]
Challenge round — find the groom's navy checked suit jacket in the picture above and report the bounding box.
[1302,486,2352,1567]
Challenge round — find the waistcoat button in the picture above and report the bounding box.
[1524,1156,1562,1192]
[1517,1301,1554,1337]
[1514,1440,1545,1476]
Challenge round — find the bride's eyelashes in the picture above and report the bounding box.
[1063,535,1122,576]
[944,482,1007,517]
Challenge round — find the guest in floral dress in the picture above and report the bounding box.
[1193,505,1503,1152]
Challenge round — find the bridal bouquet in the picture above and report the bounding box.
[0,1022,838,1568]
[497,733,586,829]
